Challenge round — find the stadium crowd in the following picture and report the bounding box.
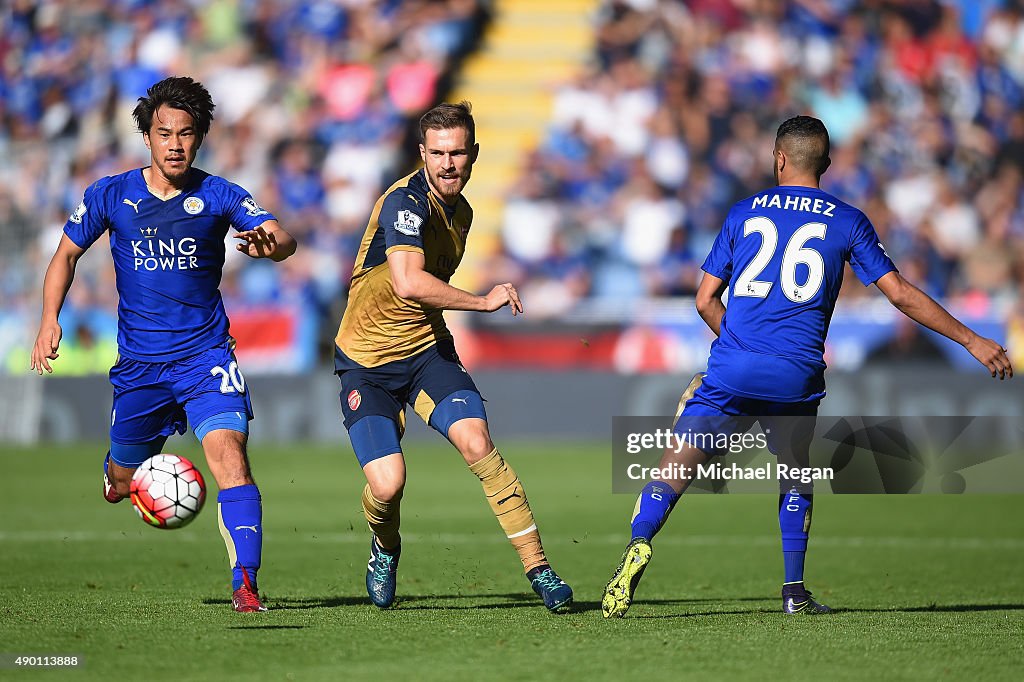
[493,0,1024,317]
[2,0,1023,355]
[0,0,487,353]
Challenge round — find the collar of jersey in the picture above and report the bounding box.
[139,167,188,202]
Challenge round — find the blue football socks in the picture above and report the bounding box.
[217,484,263,590]
[630,481,680,542]
[779,487,813,584]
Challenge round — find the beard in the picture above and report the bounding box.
[428,166,470,201]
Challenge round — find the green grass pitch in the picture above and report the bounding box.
[1,441,1022,681]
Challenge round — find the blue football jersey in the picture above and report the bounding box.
[701,186,896,401]
[63,168,277,362]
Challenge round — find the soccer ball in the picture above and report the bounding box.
[129,454,206,529]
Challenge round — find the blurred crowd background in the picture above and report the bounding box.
[491,0,1024,314]
[1,0,1023,374]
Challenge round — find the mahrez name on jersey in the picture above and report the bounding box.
[752,193,836,217]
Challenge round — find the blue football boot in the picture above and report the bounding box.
[366,538,401,608]
[528,565,573,612]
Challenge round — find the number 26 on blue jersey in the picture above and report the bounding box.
[733,217,827,303]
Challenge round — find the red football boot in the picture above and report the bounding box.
[231,567,267,613]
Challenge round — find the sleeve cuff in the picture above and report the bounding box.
[385,245,425,255]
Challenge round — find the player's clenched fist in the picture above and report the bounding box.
[30,321,62,375]
[482,283,524,315]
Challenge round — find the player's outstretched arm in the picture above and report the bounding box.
[234,220,297,262]
[875,271,1013,379]
[31,235,87,375]
[388,250,522,315]
[695,272,728,337]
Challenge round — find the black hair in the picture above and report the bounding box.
[419,101,475,146]
[775,115,831,177]
[133,76,215,141]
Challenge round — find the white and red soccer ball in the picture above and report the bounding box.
[130,454,206,529]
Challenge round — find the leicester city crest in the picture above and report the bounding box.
[183,197,205,215]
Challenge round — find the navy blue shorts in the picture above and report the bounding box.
[336,340,483,433]
[109,341,254,448]
[674,376,819,459]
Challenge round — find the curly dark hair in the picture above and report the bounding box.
[419,101,475,145]
[133,76,216,142]
[775,115,831,178]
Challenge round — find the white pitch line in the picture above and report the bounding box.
[0,531,1021,550]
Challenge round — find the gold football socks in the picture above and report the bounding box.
[361,484,402,549]
[469,448,546,572]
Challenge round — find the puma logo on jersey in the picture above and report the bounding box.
[407,194,420,206]
[123,198,143,213]
[451,397,468,405]
[497,488,521,506]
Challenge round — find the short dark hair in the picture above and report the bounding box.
[419,101,475,145]
[775,115,831,177]
[133,76,215,141]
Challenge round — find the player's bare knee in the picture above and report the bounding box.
[208,459,253,489]
[457,432,494,465]
[362,451,405,502]
[446,417,493,465]
[368,476,405,503]
[202,433,253,488]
